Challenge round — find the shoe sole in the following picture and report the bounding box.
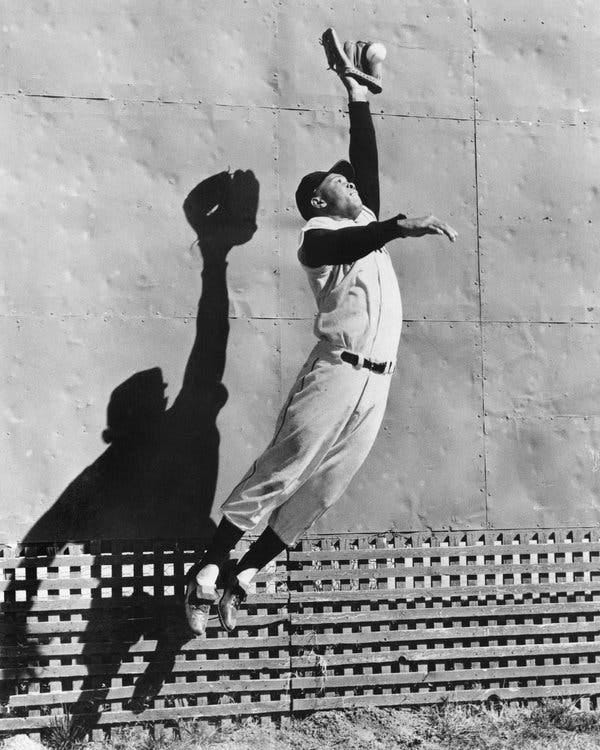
[185,606,210,636]
[217,600,235,633]
[185,583,217,635]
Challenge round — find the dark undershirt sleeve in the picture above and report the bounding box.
[300,215,407,268]
[349,101,380,218]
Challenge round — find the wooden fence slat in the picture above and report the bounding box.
[287,540,600,562]
[1,634,290,658]
[288,581,600,602]
[285,561,600,582]
[0,571,289,593]
[4,541,598,571]
[0,699,292,731]
[289,641,600,667]
[290,662,600,690]
[0,591,289,613]
[9,677,292,707]
[0,656,290,681]
[291,621,600,648]
[292,683,600,713]
[0,611,287,634]
[0,550,286,571]
[290,600,600,626]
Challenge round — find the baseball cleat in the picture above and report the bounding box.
[321,27,385,94]
[184,581,217,636]
[217,575,250,632]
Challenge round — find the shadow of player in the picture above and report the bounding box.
[2,169,259,725]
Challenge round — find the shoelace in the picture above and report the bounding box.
[230,592,242,608]
[187,590,213,610]
[230,586,247,608]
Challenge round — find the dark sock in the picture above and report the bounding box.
[198,516,245,570]
[235,526,287,577]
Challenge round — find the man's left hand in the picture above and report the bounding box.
[397,215,458,243]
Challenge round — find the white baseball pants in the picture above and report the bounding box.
[220,348,392,546]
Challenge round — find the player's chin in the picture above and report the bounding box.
[350,197,363,218]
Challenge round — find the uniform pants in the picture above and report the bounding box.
[221,348,392,546]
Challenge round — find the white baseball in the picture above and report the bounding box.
[366,43,387,63]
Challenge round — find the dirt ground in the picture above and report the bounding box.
[33,701,600,750]
[176,703,600,750]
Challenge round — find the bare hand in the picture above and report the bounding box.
[398,215,458,243]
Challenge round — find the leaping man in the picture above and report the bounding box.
[185,28,457,635]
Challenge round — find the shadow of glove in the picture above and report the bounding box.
[183,169,259,250]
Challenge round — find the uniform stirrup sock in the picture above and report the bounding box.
[198,517,246,570]
[235,526,287,576]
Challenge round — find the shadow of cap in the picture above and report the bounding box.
[102,367,168,444]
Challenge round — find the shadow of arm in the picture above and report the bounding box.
[180,169,259,392]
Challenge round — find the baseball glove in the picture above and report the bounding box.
[321,27,384,94]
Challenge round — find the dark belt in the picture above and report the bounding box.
[341,351,394,374]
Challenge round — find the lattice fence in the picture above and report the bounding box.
[2,528,600,737]
[288,529,600,712]
[0,538,290,738]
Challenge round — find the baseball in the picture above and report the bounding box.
[366,42,387,63]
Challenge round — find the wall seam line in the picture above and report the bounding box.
[469,5,489,526]
[2,314,597,325]
[272,0,294,721]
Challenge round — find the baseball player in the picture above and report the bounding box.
[185,29,457,635]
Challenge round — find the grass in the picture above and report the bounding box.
[8,700,600,750]
[41,710,88,750]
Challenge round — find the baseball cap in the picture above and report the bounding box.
[295,159,355,220]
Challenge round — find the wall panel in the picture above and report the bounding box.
[485,322,600,418]
[0,97,279,319]
[474,0,600,124]
[486,416,600,528]
[1,0,278,106]
[484,322,600,527]
[477,121,600,323]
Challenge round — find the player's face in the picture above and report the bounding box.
[315,173,362,219]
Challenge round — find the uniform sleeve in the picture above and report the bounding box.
[299,215,407,268]
[349,101,380,218]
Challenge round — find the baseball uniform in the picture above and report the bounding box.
[220,101,405,546]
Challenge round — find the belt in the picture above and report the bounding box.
[341,351,395,375]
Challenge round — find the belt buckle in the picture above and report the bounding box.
[352,354,365,370]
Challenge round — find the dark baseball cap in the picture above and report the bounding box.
[295,159,355,220]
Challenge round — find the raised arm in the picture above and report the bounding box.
[346,81,380,218]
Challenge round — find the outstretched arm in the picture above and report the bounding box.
[300,213,457,268]
[345,79,380,218]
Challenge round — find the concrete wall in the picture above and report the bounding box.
[2,0,600,543]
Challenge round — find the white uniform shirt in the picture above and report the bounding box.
[298,206,403,363]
